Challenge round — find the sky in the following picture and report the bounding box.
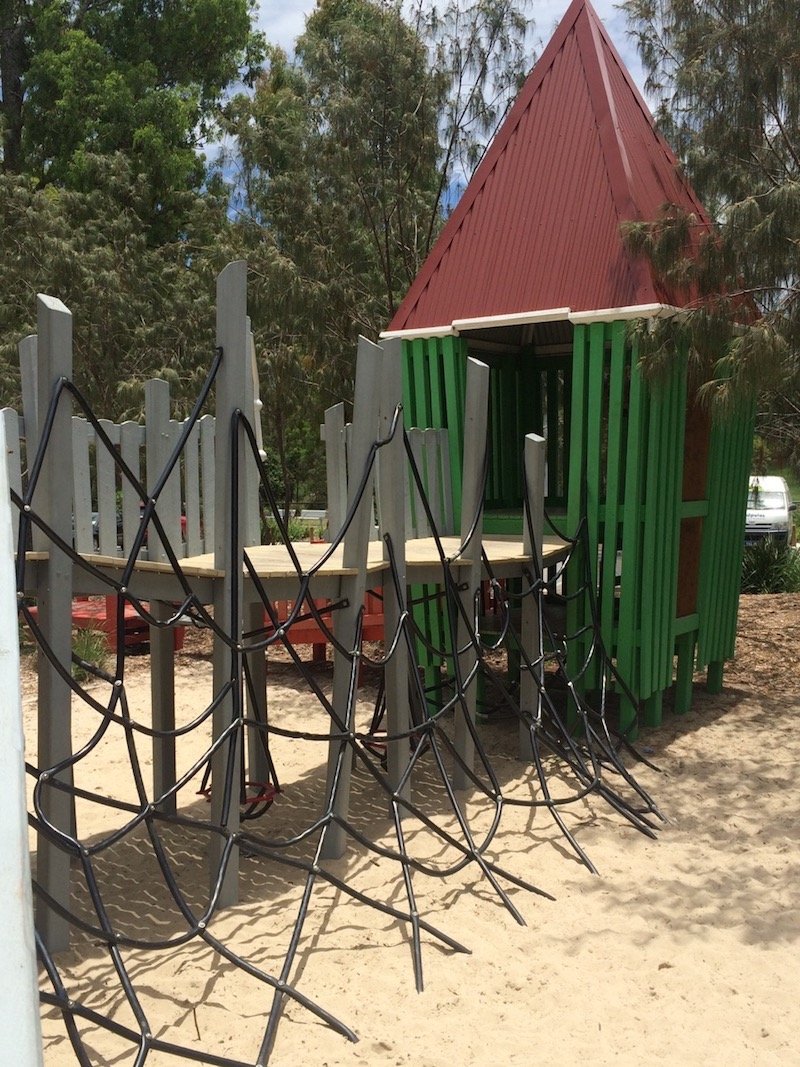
[253,0,647,96]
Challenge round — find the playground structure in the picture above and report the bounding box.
[385,0,754,735]
[6,261,665,1063]
[3,3,757,1060]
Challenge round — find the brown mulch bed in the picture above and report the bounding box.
[725,592,800,693]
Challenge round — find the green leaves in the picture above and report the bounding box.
[0,157,225,418]
[3,0,262,236]
[623,0,800,446]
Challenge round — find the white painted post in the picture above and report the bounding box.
[520,433,546,759]
[0,418,44,1066]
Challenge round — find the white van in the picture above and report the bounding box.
[745,475,797,546]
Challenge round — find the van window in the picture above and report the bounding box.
[747,489,785,509]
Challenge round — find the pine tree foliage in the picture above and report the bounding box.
[623,0,800,437]
[1,0,534,504]
[0,156,229,418]
[219,0,533,504]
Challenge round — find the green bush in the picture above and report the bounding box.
[72,627,111,682]
[741,539,800,593]
[261,516,314,545]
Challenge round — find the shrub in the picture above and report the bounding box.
[72,627,111,682]
[262,516,314,544]
[741,539,800,594]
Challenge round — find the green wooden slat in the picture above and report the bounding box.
[566,326,591,689]
[663,360,687,690]
[562,358,573,500]
[704,410,728,665]
[715,408,753,660]
[716,409,746,658]
[638,381,658,701]
[415,346,431,426]
[520,354,539,509]
[704,410,732,672]
[651,376,671,694]
[617,345,646,729]
[600,321,626,666]
[441,335,465,519]
[722,412,750,653]
[401,340,413,419]
[504,367,520,505]
[695,414,720,667]
[653,366,681,695]
[696,397,753,670]
[429,338,446,426]
[583,324,605,689]
[546,366,560,500]
[585,324,605,589]
[674,631,696,714]
[641,374,665,700]
[657,363,683,694]
[489,366,503,506]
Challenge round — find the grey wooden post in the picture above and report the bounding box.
[148,596,176,815]
[323,402,347,541]
[519,433,546,760]
[145,379,182,561]
[96,418,120,557]
[144,380,180,815]
[119,421,144,557]
[376,338,410,806]
[19,335,39,462]
[321,336,383,860]
[210,261,252,904]
[453,358,490,791]
[34,295,74,952]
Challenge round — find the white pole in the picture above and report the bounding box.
[0,417,44,1065]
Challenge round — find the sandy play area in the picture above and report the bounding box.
[23,593,800,1066]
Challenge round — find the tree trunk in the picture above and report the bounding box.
[0,6,26,173]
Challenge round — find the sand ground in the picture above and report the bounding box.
[23,594,800,1066]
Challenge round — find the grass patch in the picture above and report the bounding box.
[72,627,111,682]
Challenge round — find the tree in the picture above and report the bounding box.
[219,1,533,507]
[0,154,232,418]
[622,0,799,455]
[1,0,263,236]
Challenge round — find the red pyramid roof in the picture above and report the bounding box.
[388,0,712,333]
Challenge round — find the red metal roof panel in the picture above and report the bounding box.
[388,0,713,332]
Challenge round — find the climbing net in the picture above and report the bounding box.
[17,350,662,1064]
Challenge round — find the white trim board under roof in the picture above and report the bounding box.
[380,303,684,340]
